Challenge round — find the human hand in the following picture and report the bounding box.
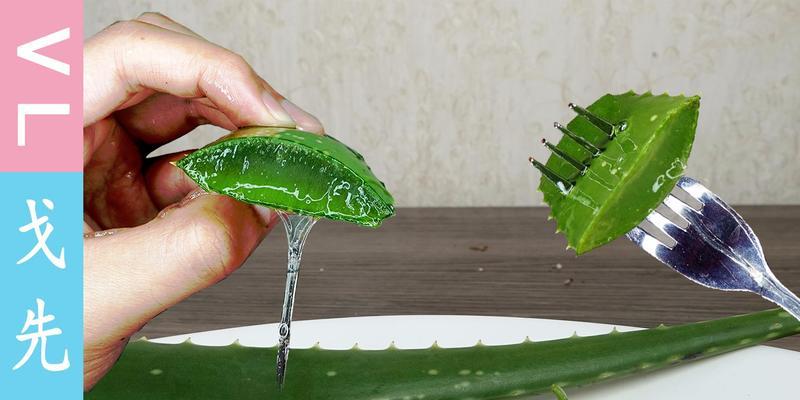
[82,12,323,390]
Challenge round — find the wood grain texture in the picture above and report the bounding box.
[137,206,800,350]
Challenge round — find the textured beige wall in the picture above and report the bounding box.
[86,1,800,206]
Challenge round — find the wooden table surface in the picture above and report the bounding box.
[138,206,800,351]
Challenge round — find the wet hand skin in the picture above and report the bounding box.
[82,12,324,390]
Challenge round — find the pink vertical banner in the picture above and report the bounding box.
[0,1,83,398]
[0,0,83,172]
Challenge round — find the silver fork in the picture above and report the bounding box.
[627,176,800,320]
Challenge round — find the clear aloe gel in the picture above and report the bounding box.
[174,127,395,385]
[275,211,317,387]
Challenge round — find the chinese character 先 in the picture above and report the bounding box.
[13,298,70,372]
[17,198,66,269]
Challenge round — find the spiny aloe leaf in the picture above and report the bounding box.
[177,127,395,227]
[87,309,799,399]
[538,92,700,254]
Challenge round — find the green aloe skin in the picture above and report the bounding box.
[176,126,395,387]
[177,126,395,227]
[88,309,799,399]
[539,92,700,254]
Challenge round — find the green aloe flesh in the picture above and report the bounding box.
[88,309,799,399]
[540,92,700,254]
[177,127,395,227]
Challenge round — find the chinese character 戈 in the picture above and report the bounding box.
[13,298,70,372]
[17,198,66,269]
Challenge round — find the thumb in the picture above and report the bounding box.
[84,191,276,346]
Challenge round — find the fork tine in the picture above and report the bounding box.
[568,103,616,138]
[626,226,671,256]
[676,176,712,204]
[663,194,696,221]
[529,157,573,195]
[645,211,686,245]
[625,225,646,242]
[541,138,588,174]
[554,122,601,156]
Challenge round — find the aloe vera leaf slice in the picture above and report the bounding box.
[87,309,799,399]
[177,127,395,227]
[540,92,700,254]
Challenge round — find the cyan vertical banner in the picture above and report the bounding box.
[0,174,84,396]
[0,1,83,398]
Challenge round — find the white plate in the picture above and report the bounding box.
[151,315,798,399]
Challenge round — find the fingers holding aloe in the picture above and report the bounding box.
[82,12,324,389]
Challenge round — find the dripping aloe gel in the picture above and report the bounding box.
[177,126,395,384]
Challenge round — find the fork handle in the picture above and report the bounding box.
[758,277,800,322]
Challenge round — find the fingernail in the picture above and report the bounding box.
[261,91,296,127]
[252,205,276,226]
[280,99,324,134]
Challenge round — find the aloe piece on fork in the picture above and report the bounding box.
[532,91,699,254]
